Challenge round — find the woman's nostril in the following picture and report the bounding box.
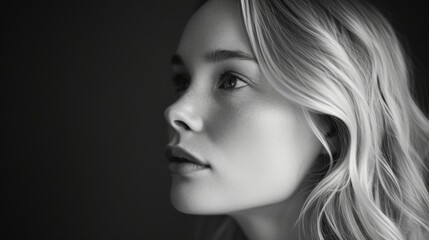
[174,120,190,130]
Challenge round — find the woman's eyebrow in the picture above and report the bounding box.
[170,49,256,66]
[204,49,256,63]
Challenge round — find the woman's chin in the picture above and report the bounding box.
[170,192,216,215]
[170,188,220,214]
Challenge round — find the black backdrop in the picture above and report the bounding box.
[2,1,428,239]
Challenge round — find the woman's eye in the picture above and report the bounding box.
[172,74,190,93]
[218,72,248,90]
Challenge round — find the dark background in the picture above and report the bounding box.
[2,1,428,239]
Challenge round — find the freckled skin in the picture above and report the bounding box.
[164,0,322,215]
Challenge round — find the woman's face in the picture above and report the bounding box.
[164,0,322,214]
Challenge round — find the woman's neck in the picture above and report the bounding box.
[229,189,310,240]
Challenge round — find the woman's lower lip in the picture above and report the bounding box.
[168,162,209,175]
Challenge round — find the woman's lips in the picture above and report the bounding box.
[164,145,210,166]
[168,161,210,175]
[164,145,211,175]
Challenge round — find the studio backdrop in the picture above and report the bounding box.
[2,0,428,239]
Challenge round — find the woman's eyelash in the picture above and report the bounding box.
[171,71,249,93]
[218,71,248,91]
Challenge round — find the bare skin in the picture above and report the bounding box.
[164,0,321,239]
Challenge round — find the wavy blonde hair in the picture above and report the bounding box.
[194,0,429,239]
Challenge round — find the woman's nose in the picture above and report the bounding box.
[164,95,204,133]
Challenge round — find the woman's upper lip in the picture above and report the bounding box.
[164,145,210,167]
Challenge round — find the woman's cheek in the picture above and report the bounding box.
[209,101,320,207]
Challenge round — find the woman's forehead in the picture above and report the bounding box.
[176,0,253,64]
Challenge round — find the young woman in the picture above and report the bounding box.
[164,0,429,239]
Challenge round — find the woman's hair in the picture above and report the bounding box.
[194,0,429,239]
